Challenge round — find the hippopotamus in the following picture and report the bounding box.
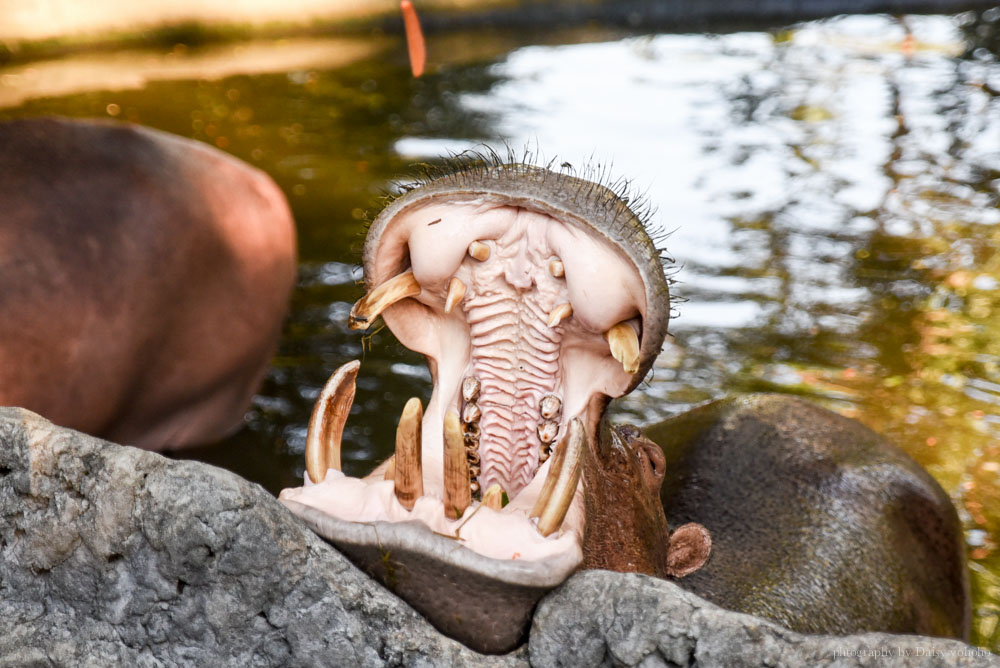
[0,117,296,450]
[279,156,969,652]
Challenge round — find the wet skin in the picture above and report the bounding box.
[0,117,297,449]
[281,158,969,650]
[645,394,970,640]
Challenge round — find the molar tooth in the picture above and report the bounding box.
[462,402,481,424]
[539,395,562,420]
[606,321,641,374]
[532,418,584,537]
[468,241,491,262]
[393,397,424,510]
[465,449,480,466]
[305,360,360,484]
[470,480,481,494]
[444,277,467,314]
[537,420,559,444]
[461,376,481,402]
[482,484,505,510]
[549,259,565,278]
[443,412,471,520]
[348,271,421,330]
[547,303,573,328]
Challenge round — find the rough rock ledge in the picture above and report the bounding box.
[1,407,995,667]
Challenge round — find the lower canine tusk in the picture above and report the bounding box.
[305,360,360,484]
[349,271,421,330]
[394,397,424,510]
[535,418,584,537]
[443,412,471,519]
[606,321,641,374]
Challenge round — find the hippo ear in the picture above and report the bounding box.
[666,522,712,578]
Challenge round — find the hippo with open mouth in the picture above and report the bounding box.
[279,156,969,653]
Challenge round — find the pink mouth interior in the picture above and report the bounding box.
[281,201,648,562]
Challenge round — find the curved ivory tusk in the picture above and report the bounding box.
[606,321,640,374]
[394,397,424,510]
[348,271,421,330]
[535,418,584,537]
[305,360,361,484]
[443,411,471,519]
[529,419,571,519]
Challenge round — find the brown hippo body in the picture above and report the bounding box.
[0,117,296,449]
[635,394,970,640]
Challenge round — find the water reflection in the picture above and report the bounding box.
[2,9,999,650]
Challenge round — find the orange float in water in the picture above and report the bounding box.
[401,0,426,77]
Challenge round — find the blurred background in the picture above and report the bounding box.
[2,0,999,651]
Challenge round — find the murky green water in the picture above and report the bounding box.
[3,9,999,649]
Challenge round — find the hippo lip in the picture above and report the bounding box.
[279,158,669,653]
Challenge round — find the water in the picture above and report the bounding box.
[2,9,999,649]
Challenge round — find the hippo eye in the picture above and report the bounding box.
[280,159,670,652]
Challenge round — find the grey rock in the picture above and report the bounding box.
[530,571,998,668]
[2,407,995,667]
[0,407,524,667]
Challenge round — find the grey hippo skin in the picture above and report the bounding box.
[644,394,971,640]
[0,117,296,450]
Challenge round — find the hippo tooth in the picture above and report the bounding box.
[443,412,471,520]
[383,456,396,481]
[547,303,573,328]
[482,484,505,510]
[393,397,424,510]
[348,270,421,330]
[537,420,559,444]
[468,241,490,262]
[462,402,481,424]
[444,277,467,314]
[606,321,640,374]
[461,376,481,402]
[533,418,584,537]
[529,423,569,518]
[539,394,561,420]
[548,259,565,278]
[305,360,360,484]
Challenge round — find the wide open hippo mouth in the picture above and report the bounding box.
[280,159,669,653]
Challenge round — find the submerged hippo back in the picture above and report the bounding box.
[644,394,970,640]
[0,117,296,448]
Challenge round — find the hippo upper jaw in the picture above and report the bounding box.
[279,159,671,652]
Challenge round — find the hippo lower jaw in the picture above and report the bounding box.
[279,160,670,653]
